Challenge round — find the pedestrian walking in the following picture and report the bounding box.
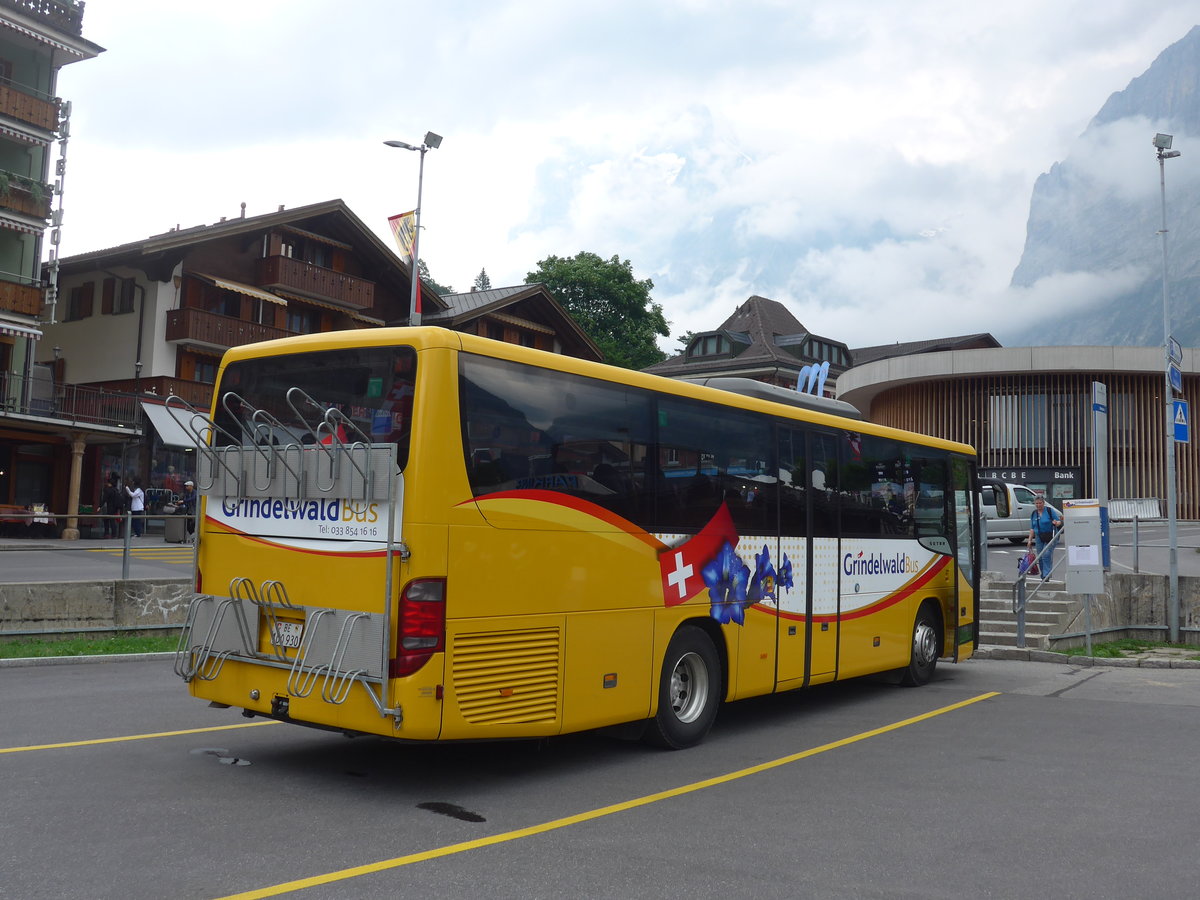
[125,477,145,537]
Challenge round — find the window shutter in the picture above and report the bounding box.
[81,281,95,317]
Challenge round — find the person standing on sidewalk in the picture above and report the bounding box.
[178,480,197,540]
[1027,496,1062,582]
[101,474,122,539]
[124,477,145,537]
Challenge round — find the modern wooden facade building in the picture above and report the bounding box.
[837,346,1200,518]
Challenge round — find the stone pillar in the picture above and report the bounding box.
[61,432,86,540]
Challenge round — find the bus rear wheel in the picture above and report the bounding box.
[645,626,720,749]
[899,602,940,687]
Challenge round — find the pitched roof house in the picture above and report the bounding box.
[643,295,851,395]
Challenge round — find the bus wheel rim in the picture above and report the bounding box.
[670,651,709,723]
[913,620,938,666]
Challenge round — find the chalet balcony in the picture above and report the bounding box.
[1,371,141,430]
[0,170,52,219]
[0,82,58,131]
[0,276,42,316]
[0,1,85,36]
[166,307,291,351]
[98,376,214,410]
[255,255,374,310]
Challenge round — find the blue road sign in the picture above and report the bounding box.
[1174,399,1189,443]
[1169,336,1183,365]
[1170,363,1183,394]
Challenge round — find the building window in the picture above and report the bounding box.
[66,283,94,320]
[287,307,317,334]
[687,334,728,359]
[194,358,217,384]
[114,278,136,314]
[487,322,504,341]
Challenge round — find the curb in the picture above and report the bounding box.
[0,652,176,668]
[973,646,1200,669]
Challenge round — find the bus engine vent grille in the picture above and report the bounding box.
[451,627,561,725]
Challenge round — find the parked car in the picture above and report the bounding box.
[979,480,1061,543]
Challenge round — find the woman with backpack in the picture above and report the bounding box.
[1026,496,1063,582]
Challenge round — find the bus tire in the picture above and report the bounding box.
[899,601,940,687]
[644,626,721,750]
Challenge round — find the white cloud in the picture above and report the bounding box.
[54,0,1200,351]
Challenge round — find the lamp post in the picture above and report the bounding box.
[1154,132,1181,642]
[384,131,442,326]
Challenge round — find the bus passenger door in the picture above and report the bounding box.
[776,428,838,687]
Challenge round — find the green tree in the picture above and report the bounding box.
[417,259,454,296]
[675,330,696,353]
[526,252,668,369]
[473,268,492,291]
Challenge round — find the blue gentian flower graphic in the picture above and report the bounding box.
[702,541,750,625]
[748,544,778,604]
[778,553,794,592]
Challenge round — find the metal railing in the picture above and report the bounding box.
[1010,527,1063,649]
[0,371,142,429]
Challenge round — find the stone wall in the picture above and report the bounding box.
[1052,573,1200,649]
[0,579,192,637]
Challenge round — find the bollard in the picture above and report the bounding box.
[122,509,132,580]
[1132,515,1139,574]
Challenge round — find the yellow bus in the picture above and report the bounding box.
[173,327,978,749]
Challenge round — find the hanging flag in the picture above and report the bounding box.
[387,210,423,316]
[387,210,416,257]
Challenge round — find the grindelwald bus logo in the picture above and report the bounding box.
[221,498,379,524]
[842,549,919,577]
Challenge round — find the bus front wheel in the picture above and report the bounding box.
[899,602,940,687]
[645,626,721,749]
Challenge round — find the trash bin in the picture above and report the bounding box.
[164,514,186,543]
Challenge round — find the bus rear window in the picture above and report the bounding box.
[213,346,416,466]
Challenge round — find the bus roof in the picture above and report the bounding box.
[217,326,977,459]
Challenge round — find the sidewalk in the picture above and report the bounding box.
[974,644,1200,668]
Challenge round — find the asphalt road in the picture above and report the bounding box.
[0,537,194,582]
[3,521,1200,584]
[3,655,1200,899]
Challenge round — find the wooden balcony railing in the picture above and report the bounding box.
[98,376,214,410]
[0,0,85,36]
[0,171,52,219]
[255,255,374,310]
[0,278,42,317]
[0,83,58,131]
[166,307,291,349]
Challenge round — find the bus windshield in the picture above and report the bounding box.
[212,345,416,466]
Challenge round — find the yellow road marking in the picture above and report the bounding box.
[215,691,1001,900]
[0,720,279,754]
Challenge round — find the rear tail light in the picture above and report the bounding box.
[389,578,445,678]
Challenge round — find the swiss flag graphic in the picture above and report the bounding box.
[658,503,739,607]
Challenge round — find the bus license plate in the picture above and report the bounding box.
[271,621,304,649]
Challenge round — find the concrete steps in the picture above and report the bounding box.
[978,577,1080,649]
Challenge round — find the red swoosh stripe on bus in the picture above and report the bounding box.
[462,489,667,550]
[770,554,952,623]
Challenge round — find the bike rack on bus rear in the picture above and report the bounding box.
[168,392,403,724]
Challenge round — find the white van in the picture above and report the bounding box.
[979,480,1061,543]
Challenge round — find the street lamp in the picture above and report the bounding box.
[1155,132,1181,642]
[384,131,442,326]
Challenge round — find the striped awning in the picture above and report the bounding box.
[0,320,42,340]
[273,289,384,324]
[0,122,48,145]
[194,272,286,305]
[489,311,555,335]
[0,20,86,57]
[0,213,44,236]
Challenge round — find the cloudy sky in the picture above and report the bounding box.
[56,1,1198,352]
